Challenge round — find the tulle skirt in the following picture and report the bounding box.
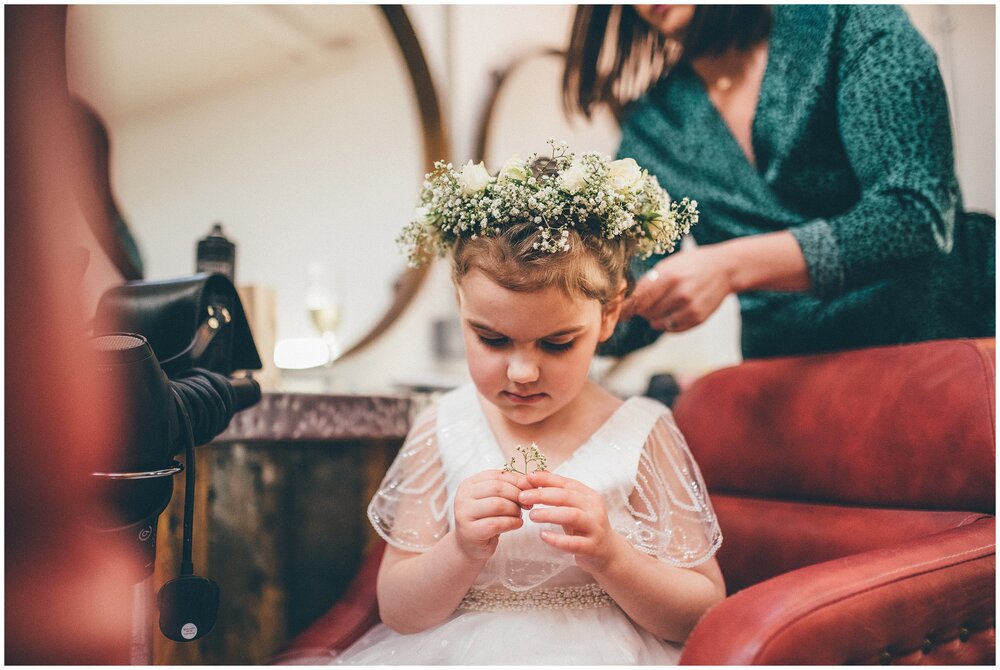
[296,604,682,665]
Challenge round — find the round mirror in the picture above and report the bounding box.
[66,5,444,381]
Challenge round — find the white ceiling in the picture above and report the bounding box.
[66,4,383,121]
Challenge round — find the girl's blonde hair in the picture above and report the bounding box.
[452,218,636,307]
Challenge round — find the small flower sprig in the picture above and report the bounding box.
[398,139,699,267]
[502,443,549,476]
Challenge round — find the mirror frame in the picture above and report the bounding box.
[472,46,565,167]
[336,6,451,360]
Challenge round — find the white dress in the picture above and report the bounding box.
[331,384,721,665]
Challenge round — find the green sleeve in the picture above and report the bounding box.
[791,10,961,299]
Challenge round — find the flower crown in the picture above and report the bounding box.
[398,140,699,267]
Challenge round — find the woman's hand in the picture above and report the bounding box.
[624,245,733,333]
[453,470,531,561]
[624,234,811,332]
[518,470,628,574]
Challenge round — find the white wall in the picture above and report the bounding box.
[906,4,995,213]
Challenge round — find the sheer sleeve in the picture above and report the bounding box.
[614,410,722,567]
[367,406,450,553]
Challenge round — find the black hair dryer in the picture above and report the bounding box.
[89,273,262,662]
[90,334,179,585]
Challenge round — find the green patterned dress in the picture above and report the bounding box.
[606,4,995,359]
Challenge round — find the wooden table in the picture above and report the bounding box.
[153,392,414,665]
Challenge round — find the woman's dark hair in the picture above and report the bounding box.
[563,5,772,119]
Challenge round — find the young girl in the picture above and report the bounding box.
[336,143,723,665]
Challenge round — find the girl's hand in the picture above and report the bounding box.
[624,245,733,332]
[453,470,532,562]
[518,470,627,575]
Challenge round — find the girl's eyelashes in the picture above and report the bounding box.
[478,335,510,348]
[541,340,575,352]
[476,334,575,352]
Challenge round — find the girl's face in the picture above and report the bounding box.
[633,4,696,39]
[457,268,620,427]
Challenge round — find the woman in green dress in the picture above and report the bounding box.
[565,5,995,358]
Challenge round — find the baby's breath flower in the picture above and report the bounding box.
[502,443,548,475]
[397,142,699,265]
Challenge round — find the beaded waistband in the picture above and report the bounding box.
[458,584,614,612]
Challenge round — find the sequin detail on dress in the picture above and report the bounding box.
[458,584,614,611]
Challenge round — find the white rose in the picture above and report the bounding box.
[459,160,493,194]
[498,155,530,182]
[414,205,431,224]
[609,157,644,193]
[559,157,588,193]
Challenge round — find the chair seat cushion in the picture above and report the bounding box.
[712,493,991,593]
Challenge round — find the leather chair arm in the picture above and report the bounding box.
[680,517,995,665]
[274,542,385,661]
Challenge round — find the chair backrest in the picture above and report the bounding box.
[673,338,995,592]
[674,338,995,512]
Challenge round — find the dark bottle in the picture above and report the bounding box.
[196,223,236,283]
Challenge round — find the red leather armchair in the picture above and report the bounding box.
[279,338,995,665]
[674,337,995,664]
